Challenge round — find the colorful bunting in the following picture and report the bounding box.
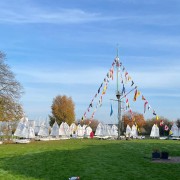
[83,56,159,121]
[102,84,107,95]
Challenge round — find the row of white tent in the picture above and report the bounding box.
[95,123,139,138]
[95,123,118,137]
[95,122,180,139]
[3,118,180,143]
[150,123,180,138]
[14,117,93,140]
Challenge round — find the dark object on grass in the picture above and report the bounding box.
[152,152,160,159]
[161,152,169,159]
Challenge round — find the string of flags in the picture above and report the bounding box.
[160,119,172,134]
[117,61,160,121]
[82,55,161,126]
[81,59,116,122]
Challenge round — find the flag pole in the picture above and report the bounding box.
[115,48,123,139]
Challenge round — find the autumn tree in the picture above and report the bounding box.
[49,95,75,126]
[123,112,146,132]
[144,117,171,136]
[0,52,24,121]
[0,97,23,121]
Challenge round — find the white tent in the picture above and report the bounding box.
[13,117,32,143]
[77,124,84,137]
[38,121,49,137]
[64,122,70,137]
[171,123,179,137]
[103,124,111,137]
[111,124,118,137]
[59,122,66,136]
[85,126,92,137]
[126,125,132,137]
[14,117,27,138]
[95,123,104,136]
[28,120,35,139]
[50,121,59,137]
[69,123,77,135]
[34,120,41,135]
[150,124,159,138]
[14,117,35,139]
[59,122,70,138]
[131,125,138,138]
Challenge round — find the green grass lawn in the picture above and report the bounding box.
[0,139,179,180]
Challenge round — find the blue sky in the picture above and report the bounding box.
[0,0,180,123]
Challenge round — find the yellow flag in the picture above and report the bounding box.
[156,115,159,120]
[138,91,141,96]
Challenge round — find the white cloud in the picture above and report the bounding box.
[15,64,180,89]
[0,4,102,24]
[131,70,180,89]
[0,1,180,26]
[16,67,107,84]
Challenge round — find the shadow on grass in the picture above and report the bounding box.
[0,140,179,180]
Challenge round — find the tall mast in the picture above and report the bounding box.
[115,48,123,139]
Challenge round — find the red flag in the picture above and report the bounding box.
[160,120,164,126]
[144,101,148,113]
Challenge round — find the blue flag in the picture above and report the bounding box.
[110,104,113,116]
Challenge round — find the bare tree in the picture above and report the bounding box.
[0,52,24,121]
[0,52,23,100]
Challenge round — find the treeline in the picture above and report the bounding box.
[48,95,179,136]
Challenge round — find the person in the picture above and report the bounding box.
[90,131,94,139]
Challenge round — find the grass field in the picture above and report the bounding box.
[0,139,179,180]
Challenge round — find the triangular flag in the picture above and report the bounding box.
[153,110,156,116]
[133,90,140,101]
[122,84,125,94]
[144,101,148,113]
[148,105,151,111]
[131,81,134,86]
[160,120,164,126]
[164,125,169,131]
[110,104,113,116]
[133,89,138,101]
[142,95,146,101]
[156,115,159,120]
